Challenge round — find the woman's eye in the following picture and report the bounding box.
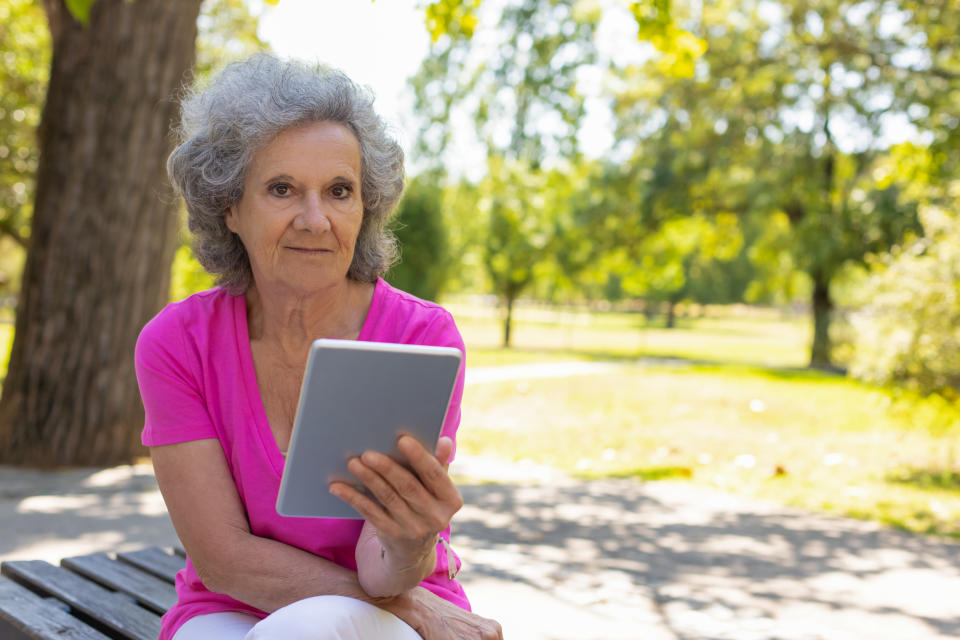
[331,184,352,199]
[269,183,291,197]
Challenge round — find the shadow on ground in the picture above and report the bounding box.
[3,464,960,639]
[0,465,178,563]
[455,480,960,640]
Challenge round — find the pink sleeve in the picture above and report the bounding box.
[135,307,218,446]
[421,310,466,461]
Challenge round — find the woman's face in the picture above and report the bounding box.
[225,121,364,295]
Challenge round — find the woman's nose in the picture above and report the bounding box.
[293,192,331,233]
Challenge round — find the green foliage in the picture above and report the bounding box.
[630,1,705,78]
[423,0,481,41]
[411,0,608,342]
[422,0,688,51]
[0,0,49,292]
[63,0,95,24]
[195,0,270,78]
[602,213,744,308]
[385,177,450,302]
[412,0,601,167]
[169,245,215,302]
[608,0,956,364]
[849,204,960,398]
[481,158,553,304]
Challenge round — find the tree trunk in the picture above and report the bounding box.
[0,0,202,467]
[502,291,516,348]
[809,269,833,369]
[665,299,677,329]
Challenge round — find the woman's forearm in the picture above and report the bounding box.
[200,527,394,614]
[355,523,437,597]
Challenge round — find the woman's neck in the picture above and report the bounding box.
[245,278,374,360]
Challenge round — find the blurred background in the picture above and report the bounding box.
[1,0,959,540]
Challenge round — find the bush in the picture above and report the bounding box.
[386,178,450,302]
[169,245,215,302]
[849,205,960,398]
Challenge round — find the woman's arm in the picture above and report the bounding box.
[334,435,462,598]
[152,438,500,638]
[151,438,388,612]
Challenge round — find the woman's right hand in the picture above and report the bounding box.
[384,586,503,640]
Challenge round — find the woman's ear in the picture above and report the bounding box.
[224,206,238,234]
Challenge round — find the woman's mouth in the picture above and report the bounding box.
[286,246,332,254]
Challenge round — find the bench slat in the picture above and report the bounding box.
[1,560,161,640]
[117,548,184,584]
[61,554,176,615]
[0,576,112,640]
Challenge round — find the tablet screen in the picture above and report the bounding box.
[276,339,462,519]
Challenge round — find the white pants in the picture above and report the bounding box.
[173,595,422,640]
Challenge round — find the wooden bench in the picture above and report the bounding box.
[0,547,184,640]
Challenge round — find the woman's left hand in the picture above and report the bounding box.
[330,435,463,570]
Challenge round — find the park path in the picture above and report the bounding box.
[452,457,960,640]
[3,457,959,639]
[465,361,624,386]
[2,361,960,639]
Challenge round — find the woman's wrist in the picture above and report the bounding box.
[375,586,428,630]
[380,535,437,575]
[356,530,437,597]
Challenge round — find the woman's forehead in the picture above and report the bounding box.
[250,121,361,177]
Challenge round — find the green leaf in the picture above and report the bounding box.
[424,0,480,41]
[64,0,96,24]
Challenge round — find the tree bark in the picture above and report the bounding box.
[0,0,202,467]
[809,269,833,369]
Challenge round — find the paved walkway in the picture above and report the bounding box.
[465,361,624,386]
[2,457,960,640]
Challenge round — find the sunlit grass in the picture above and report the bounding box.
[447,300,810,368]
[451,302,960,539]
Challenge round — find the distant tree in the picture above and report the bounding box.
[611,0,958,367]
[478,158,555,346]
[411,0,601,345]
[386,176,450,302]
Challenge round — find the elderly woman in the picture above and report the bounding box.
[135,54,501,640]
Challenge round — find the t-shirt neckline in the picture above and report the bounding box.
[233,278,385,476]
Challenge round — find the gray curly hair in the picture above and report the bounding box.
[167,53,404,293]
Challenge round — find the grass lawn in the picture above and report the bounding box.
[448,300,811,368]
[451,302,960,539]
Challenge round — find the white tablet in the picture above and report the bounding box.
[276,339,462,519]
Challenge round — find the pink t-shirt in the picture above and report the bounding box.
[135,278,469,640]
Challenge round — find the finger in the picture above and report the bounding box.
[328,479,395,531]
[398,436,463,508]
[360,449,457,534]
[357,451,435,509]
[434,436,454,470]
[348,454,422,529]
